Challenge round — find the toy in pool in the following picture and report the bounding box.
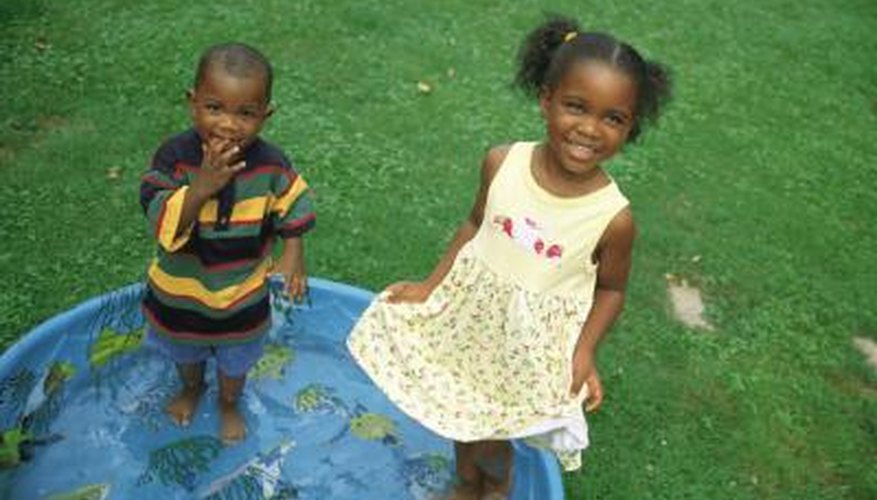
[0,278,564,499]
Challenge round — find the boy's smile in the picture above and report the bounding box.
[539,61,636,182]
[188,68,272,151]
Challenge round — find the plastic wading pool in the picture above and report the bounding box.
[0,278,564,499]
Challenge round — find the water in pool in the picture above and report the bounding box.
[0,281,455,499]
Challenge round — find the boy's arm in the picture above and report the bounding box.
[176,141,247,236]
[569,207,636,411]
[271,162,316,301]
[140,142,193,252]
[275,237,307,301]
[141,138,243,251]
[386,145,509,303]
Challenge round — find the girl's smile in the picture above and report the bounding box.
[539,61,637,190]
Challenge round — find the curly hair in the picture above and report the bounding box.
[515,15,672,142]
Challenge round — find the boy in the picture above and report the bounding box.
[139,43,314,444]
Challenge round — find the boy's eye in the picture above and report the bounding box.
[239,109,259,119]
[204,102,221,112]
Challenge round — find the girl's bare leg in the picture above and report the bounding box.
[476,440,513,499]
[443,440,483,499]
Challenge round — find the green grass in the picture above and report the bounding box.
[1,0,875,498]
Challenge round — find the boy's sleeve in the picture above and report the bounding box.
[271,157,315,238]
[139,143,195,252]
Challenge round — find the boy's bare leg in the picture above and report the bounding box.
[218,372,247,444]
[166,361,206,426]
[477,440,513,499]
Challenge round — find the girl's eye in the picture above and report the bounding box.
[606,114,627,126]
[565,102,586,114]
[239,110,259,119]
[205,103,221,113]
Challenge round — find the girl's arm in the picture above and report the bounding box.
[386,145,509,303]
[570,207,636,410]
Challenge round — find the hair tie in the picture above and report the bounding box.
[563,31,578,43]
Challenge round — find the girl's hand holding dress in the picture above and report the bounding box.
[384,281,435,304]
[570,346,604,413]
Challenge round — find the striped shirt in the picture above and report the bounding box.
[139,129,315,344]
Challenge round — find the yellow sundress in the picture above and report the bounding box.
[347,142,630,470]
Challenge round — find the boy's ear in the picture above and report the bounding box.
[186,88,196,105]
[264,104,275,119]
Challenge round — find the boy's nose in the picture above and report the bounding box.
[216,114,239,133]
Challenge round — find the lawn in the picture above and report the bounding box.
[1,0,875,498]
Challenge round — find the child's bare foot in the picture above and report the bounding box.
[166,362,206,426]
[166,384,206,426]
[219,402,246,444]
[218,373,247,445]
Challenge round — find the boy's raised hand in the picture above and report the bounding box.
[191,138,246,199]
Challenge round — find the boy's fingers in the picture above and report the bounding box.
[286,275,308,302]
[218,144,241,162]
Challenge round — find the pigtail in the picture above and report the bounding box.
[514,15,581,97]
[645,61,672,115]
[628,60,673,141]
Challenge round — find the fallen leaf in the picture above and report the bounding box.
[416,81,432,94]
[106,166,122,180]
[34,36,50,52]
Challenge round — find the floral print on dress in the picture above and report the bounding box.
[492,215,563,261]
[347,245,590,471]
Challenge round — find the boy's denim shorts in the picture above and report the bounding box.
[146,328,266,378]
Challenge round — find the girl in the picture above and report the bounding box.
[348,16,670,499]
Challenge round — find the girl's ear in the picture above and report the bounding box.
[538,86,552,118]
[264,104,275,119]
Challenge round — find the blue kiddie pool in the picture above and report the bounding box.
[0,278,564,499]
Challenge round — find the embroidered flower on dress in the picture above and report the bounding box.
[492,215,563,261]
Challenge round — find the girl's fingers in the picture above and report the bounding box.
[585,392,603,412]
[584,375,604,412]
[384,283,408,302]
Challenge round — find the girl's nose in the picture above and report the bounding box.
[578,115,599,137]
